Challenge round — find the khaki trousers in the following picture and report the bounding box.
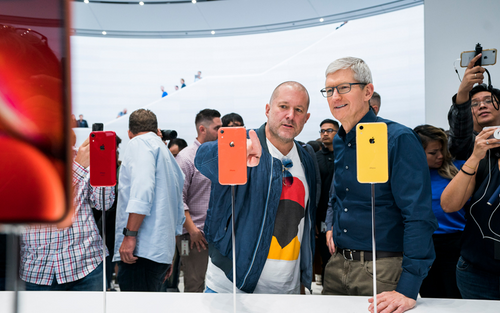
[176,233,209,293]
[322,250,403,295]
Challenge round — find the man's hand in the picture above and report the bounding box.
[119,236,138,264]
[74,138,90,168]
[368,291,416,313]
[189,228,208,252]
[163,265,173,283]
[456,53,486,105]
[326,229,336,254]
[247,130,262,167]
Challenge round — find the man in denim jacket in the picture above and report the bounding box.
[195,81,317,294]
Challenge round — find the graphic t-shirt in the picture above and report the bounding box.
[254,140,309,293]
[204,140,309,294]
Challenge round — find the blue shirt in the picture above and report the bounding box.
[430,160,466,234]
[113,132,185,264]
[162,91,168,97]
[325,109,437,300]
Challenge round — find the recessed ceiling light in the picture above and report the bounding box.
[102,31,107,35]
[319,18,324,22]
[84,0,89,3]
[211,30,215,35]
[192,0,197,3]
[139,1,144,5]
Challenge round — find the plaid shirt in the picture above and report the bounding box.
[20,162,115,285]
[448,95,476,160]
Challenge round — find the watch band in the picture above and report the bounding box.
[123,227,138,237]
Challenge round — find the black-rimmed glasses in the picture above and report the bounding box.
[320,83,366,98]
[320,128,337,134]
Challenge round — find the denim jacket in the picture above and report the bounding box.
[195,123,317,293]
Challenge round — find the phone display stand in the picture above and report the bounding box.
[218,127,248,313]
[356,123,389,313]
[90,132,117,313]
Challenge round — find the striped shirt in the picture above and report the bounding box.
[20,162,115,285]
[175,139,211,234]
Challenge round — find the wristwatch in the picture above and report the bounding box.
[123,228,138,237]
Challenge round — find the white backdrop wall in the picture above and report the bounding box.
[424,0,500,129]
[71,6,424,150]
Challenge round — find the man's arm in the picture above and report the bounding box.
[369,132,437,313]
[176,151,208,253]
[325,178,336,254]
[119,213,145,264]
[195,129,262,179]
[118,138,157,263]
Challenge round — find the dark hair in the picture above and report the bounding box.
[369,91,381,106]
[195,109,221,127]
[414,124,458,179]
[222,113,244,127]
[129,109,158,135]
[320,119,339,129]
[168,138,188,151]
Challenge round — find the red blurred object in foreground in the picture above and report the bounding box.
[0,136,65,223]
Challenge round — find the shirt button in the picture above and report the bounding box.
[346,188,349,192]
[345,166,349,170]
[344,229,347,233]
[344,208,348,212]
[348,143,351,147]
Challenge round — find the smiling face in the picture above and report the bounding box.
[325,69,373,133]
[424,140,443,169]
[471,91,500,128]
[265,84,310,154]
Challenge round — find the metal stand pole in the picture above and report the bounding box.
[101,187,107,313]
[231,185,237,313]
[371,183,377,313]
[5,225,22,313]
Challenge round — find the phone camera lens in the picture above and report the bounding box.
[220,130,224,134]
[359,126,364,130]
[91,134,95,138]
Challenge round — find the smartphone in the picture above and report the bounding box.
[90,131,117,187]
[461,49,497,67]
[218,127,247,185]
[356,123,388,184]
[0,0,72,223]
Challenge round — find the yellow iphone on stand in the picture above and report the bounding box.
[356,123,388,184]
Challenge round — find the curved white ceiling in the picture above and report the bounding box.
[72,0,423,38]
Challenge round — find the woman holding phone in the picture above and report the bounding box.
[441,127,500,299]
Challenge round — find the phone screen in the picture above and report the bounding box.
[0,0,72,223]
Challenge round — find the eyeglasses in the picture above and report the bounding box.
[320,128,337,134]
[471,98,493,108]
[320,83,366,98]
[282,158,294,187]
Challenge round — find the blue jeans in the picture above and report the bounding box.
[456,256,500,299]
[118,258,169,292]
[24,262,103,291]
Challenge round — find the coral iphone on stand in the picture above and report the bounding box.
[218,127,247,185]
[89,131,117,187]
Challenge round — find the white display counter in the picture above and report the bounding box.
[1,292,499,313]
